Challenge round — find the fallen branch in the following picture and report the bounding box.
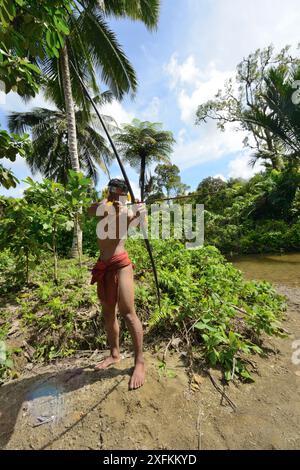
[231,305,249,316]
[183,321,194,370]
[163,337,173,363]
[207,369,237,412]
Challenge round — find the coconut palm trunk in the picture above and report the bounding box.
[60,44,82,257]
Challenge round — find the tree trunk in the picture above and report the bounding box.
[271,155,284,171]
[52,228,58,285]
[75,212,82,268]
[60,44,82,257]
[25,250,29,284]
[265,129,284,171]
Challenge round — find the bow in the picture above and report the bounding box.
[71,63,161,311]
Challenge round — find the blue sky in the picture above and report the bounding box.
[1,0,300,197]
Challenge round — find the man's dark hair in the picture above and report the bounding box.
[108,178,128,192]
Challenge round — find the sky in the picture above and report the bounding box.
[1,0,300,198]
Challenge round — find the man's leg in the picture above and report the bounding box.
[94,292,120,370]
[118,264,145,390]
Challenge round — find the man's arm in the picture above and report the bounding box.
[87,199,107,217]
[127,203,147,228]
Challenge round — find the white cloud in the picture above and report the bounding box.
[141,96,160,121]
[186,0,300,69]
[0,82,5,105]
[101,100,134,127]
[162,0,300,177]
[1,91,134,130]
[228,155,264,180]
[177,128,187,145]
[214,174,227,182]
[164,54,246,172]
[172,121,246,170]
[165,55,234,124]
[1,155,28,172]
[0,156,43,198]
[101,96,161,134]
[128,180,141,200]
[0,183,26,199]
[0,90,56,114]
[164,54,201,89]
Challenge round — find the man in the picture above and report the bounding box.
[88,179,146,390]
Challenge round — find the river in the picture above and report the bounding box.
[231,252,300,289]
[231,252,300,319]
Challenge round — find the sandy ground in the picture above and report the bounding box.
[0,282,300,450]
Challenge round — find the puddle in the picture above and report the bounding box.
[26,381,65,427]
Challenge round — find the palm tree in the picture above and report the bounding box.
[244,66,300,168]
[42,0,161,169]
[39,0,160,255]
[114,119,175,201]
[8,101,116,186]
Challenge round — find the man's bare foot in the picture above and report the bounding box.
[129,361,145,390]
[94,355,120,370]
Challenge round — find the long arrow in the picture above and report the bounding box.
[128,192,206,205]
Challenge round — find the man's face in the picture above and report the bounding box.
[108,186,127,202]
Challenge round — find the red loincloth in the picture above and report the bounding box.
[91,251,132,304]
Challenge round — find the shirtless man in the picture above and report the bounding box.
[88,179,146,390]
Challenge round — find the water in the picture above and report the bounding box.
[231,253,300,288]
[26,381,65,427]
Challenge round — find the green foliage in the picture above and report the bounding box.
[0,49,43,97]
[195,46,300,255]
[65,170,93,213]
[197,169,300,254]
[0,0,73,95]
[14,256,103,361]
[158,360,177,379]
[114,119,175,200]
[196,176,229,213]
[0,196,45,286]
[0,248,20,294]
[0,163,19,189]
[0,1,72,188]
[126,240,286,382]
[0,128,30,188]
[0,339,14,383]
[8,106,115,185]
[152,163,187,199]
[0,129,30,160]
[0,232,287,382]
[82,215,99,256]
[0,172,93,289]
[0,166,290,383]
[41,0,160,115]
[24,176,75,230]
[0,308,16,381]
[196,45,300,170]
